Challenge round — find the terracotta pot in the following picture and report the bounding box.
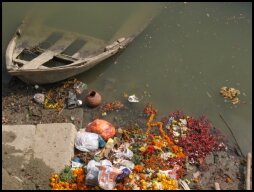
[85,90,102,107]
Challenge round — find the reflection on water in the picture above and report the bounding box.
[2,2,252,155]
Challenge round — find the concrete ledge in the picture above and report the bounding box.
[3,125,36,152]
[33,123,77,172]
[3,123,77,172]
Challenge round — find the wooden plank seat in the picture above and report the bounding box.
[21,33,78,69]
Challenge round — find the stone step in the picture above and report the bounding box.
[3,123,77,172]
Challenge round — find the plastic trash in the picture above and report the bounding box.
[74,131,99,152]
[105,138,115,149]
[128,95,140,103]
[67,90,78,109]
[33,93,45,104]
[98,136,106,148]
[71,160,84,168]
[116,167,131,182]
[113,159,135,170]
[98,162,122,190]
[86,119,116,141]
[73,157,81,163]
[77,100,83,106]
[74,81,87,95]
[85,160,101,186]
[34,84,39,89]
[100,159,112,167]
[113,143,133,160]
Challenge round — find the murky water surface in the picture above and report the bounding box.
[2,2,252,155]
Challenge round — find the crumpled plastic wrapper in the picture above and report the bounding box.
[128,95,140,103]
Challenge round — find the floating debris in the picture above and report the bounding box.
[206,91,212,98]
[220,86,240,104]
[101,101,124,112]
[128,95,140,103]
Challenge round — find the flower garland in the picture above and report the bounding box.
[144,104,185,159]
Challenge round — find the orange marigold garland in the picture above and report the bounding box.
[144,104,185,159]
[49,168,88,190]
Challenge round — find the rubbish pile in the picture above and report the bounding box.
[33,79,87,111]
[49,104,226,190]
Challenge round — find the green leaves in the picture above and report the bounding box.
[59,165,75,183]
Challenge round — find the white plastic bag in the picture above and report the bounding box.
[85,160,101,186]
[74,131,99,152]
[118,160,135,170]
[113,143,133,160]
[98,164,122,190]
[128,94,140,103]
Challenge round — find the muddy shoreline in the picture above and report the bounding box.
[2,77,249,190]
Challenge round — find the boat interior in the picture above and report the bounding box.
[12,24,108,69]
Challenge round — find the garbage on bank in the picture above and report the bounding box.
[33,79,88,111]
[49,104,226,190]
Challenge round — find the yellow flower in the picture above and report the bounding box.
[139,146,146,152]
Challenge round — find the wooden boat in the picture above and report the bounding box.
[6,24,133,84]
[6,4,162,84]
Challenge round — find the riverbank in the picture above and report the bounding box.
[2,77,250,190]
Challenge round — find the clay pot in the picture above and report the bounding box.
[85,90,102,107]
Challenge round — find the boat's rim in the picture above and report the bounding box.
[6,30,134,73]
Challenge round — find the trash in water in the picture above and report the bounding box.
[220,86,240,104]
[128,95,140,103]
[33,93,45,104]
[101,101,124,112]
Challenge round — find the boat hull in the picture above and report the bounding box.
[6,35,133,84]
